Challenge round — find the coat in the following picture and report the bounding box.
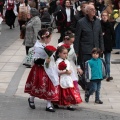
[85,58,106,82]
[74,15,104,55]
[24,16,41,47]
[101,20,115,52]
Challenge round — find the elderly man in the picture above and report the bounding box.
[74,4,104,91]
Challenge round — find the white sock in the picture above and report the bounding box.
[30,96,35,102]
[47,100,52,108]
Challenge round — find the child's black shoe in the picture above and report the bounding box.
[95,100,103,104]
[28,98,35,109]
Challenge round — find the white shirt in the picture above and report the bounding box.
[66,8,71,22]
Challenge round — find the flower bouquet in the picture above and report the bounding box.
[44,45,57,68]
[110,9,119,20]
[58,61,67,70]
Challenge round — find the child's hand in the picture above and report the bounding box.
[66,70,72,75]
[46,58,51,63]
[77,68,83,75]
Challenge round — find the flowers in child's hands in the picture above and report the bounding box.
[44,45,57,68]
[58,61,67,70]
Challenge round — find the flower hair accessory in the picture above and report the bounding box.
[64,36,69,39]
[42,31,50,38]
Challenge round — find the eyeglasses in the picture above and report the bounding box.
[89,8,96,11]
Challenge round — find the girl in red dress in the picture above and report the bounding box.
[24,28,59,112]
[54,46,82,111]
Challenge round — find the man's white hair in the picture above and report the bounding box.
[85,4,94,13]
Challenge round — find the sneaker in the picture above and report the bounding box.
[85,92,89,103]
[46,106,55,112]
[95,100,103,104]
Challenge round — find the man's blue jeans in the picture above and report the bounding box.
[104,52,111,77]
[88,80,101,101]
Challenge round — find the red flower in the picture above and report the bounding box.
[61,44,70,52]
[58,61,67,70]
[44,45,57,68]
[44,45,57,57]
[61,44,70,49]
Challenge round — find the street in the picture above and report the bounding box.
[0,20,120,120]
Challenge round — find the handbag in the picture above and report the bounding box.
[78,74,86,90]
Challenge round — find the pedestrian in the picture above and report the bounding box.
[22,8,41,67]
[57,30,83,89]
[13,0,31,31]
[53,45,82,111]
[85,48,106,104]
[74,4,104,91]
[101,11,115,82]
[24,28,59,112]
[5,0,16,29]
[58,0,74,43]
[70,1,88,33]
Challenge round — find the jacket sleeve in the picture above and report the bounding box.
[100,58,107,79]
[111,23,116,47]
[99,23,104,52]
[74,20,82,55]
[33,18,41,44]
[85,61,91,82]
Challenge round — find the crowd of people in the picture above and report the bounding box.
[0,0,120,113]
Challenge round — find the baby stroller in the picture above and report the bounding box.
[41,16,55,32]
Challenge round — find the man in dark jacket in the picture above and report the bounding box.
[70,1,88,33]
[74,4,104,91]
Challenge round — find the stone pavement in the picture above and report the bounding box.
[0,30,120,119]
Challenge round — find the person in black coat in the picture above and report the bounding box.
[70,1,88,33]
[58,0,74,43]
[74,4,104,92]
[101,11,115,82]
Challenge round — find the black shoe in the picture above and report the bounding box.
[53,104,59,109]
[85,92,89,103]
[106,77,113,82]
[115,52,120,54]
[28,98,35,109]
[95,100,103,104]
[67,106,75,111]
[109,77,113,80]
[23,63,31,67]
[46,106,55,112]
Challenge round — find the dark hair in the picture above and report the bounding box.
[55,46,68,61]
[64,30,74,40]
[38,28,52,39]
[91,48,101,55]
[80,1,88,7]
[62,0,72,8]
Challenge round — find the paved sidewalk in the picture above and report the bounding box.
[0,30,120,119]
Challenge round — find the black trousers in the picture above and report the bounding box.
[25,46,31,55]
[18,20,26,30]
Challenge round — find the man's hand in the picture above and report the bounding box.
[77,68,83,75]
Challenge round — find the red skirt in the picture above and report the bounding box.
[53,81,82,106]
[24,64,59,101]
